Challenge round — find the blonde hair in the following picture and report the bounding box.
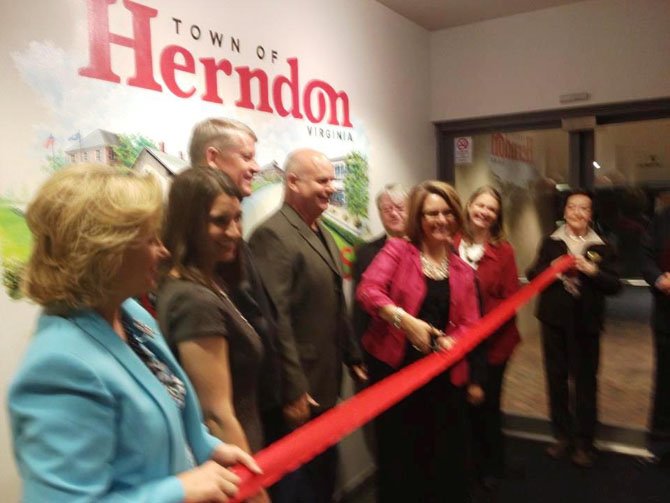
[405,180,463,247]
[463,185,506,244]
[22,164,163,314]
[188,117,257,167]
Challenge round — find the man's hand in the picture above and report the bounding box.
[350,364,368,383]
[283,393,318,427]
[466,384,485,405]
[656,272,670,295]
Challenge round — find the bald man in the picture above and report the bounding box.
[249,149,365,502]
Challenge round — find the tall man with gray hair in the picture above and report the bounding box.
[250,148,366,502]
[189,117,260,197]
[187,118,286,463]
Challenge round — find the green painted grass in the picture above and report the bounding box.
[322,218,359,279]
[0,203,32,262]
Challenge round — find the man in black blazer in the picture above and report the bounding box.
[641,201,670,465]
[250,148,366,502]
[352,183,407,342]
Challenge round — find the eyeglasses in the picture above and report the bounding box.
[422,209,454,219]
[380,204,406,216]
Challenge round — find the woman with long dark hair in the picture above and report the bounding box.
[157,167,268,501]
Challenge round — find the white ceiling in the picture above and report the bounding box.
[376,0,587,31]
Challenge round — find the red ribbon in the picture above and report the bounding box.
[229,254,575,501]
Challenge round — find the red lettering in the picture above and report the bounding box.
[160,45,196,98]
[491,133,534,163]
[200,58,233,103]
[303,80,352,127]
[77,1,353,126]
[272,57,303,119]
[79,0,161,91]
[235,67,273,113]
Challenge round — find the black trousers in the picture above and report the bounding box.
[540,323,600,447]
[263,407,302,503]
[650,327,670,457]
[469,360,508,479]
[264,407,338,503]
[366,349,471,503]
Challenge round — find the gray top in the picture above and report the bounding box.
[156,278,264,452]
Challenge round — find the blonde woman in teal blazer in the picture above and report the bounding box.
[9,165,260,502]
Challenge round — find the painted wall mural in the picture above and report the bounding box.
[0,0,374,300]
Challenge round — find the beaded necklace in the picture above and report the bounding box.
[420,253,450,280]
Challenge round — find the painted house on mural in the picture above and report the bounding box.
[252,161,284,190]
[330,156,347,206]
[131,146,189,195]
[65,129,119,165]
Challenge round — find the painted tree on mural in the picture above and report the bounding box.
[344,151,369,226]
[44,152,68,173]
[113,134,157,167]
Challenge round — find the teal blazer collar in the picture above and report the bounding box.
[66,300,186,470]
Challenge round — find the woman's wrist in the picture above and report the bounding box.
[391,306,406,329]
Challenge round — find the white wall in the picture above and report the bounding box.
[430,0,670,121]
[0,0,432,498]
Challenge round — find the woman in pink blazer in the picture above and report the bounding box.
[357,180,481,503]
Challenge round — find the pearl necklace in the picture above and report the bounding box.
[420,253,450,280]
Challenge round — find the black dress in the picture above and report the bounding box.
[368,278,470,503]
[156,278,265,452]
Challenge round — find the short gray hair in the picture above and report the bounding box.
[376,183,407,208]
[188,118,257,167]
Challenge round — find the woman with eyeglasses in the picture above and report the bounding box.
[156,167,268,502]
[356,180,482,503]
[454,186,521,491]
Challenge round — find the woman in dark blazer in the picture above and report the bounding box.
[9,164,259,502]
[357,180,481,503]
[454,185,521,488]
[527,189,621,467]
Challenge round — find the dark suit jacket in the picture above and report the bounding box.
[249,203,361,410]
[352,235,387,342]
[526,234,621,333]
[230,242,282,412]
[641,207,670,332]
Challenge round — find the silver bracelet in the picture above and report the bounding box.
[392,306,406,329]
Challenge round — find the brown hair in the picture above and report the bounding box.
[163,167,243,291]
[463,185,506,244]
[405,180,463,247]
